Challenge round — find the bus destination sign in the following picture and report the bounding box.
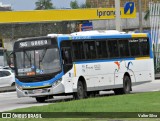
[19,39,51,48]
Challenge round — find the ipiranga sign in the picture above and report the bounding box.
[0,3,136,23]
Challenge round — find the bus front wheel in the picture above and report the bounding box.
[36,97,46,103]
[73,81,86,99]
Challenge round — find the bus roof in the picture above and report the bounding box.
[47,30,147,38]
[71,30,123,36]
[46,31,149,42]
[15,30,149,43]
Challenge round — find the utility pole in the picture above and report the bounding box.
[138,0,143,32]
[115,0,121,31]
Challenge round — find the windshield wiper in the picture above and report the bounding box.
[40,48,47,62]
[24,51,32,66]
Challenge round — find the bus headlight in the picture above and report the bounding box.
[16,84,23,90]
[52,78,62,87]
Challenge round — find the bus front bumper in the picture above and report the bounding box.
[16,83,65,98]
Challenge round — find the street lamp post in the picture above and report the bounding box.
[115,0,121,31]
[138,0,143,32]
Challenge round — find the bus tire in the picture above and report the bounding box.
[36,97,46,103]
[73,81,86,99]
[114,75,131,95]
[123,75,131,94]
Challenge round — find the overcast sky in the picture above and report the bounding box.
[0,0,86,10]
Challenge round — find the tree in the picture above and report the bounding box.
[70,0,91,9]
[69,1,92,32]
[70,0,79,9]
[35,0,55,10]
[80,2,91,8]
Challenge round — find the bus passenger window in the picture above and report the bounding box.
[108,40,119,58]
[96,41,108,58]
[84,41,96,59]
[139,39,149,56]
[119,39,130,57]
[129,39,140,57]
[73,42,85,60]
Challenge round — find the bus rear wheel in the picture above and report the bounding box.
[123,75,131,94]
[73,81,86,99]
[36,97,46,103]
[114,75,131,95]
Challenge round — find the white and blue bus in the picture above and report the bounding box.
[10,30,154,102]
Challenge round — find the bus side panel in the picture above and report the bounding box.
[72,62,115,91]
[62,68,75,93]
[128,59,153,83]
[113,60,136,85]
[70,58,154,93]
[73,61,124,91]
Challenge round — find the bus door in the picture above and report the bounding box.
[60,41,73,93]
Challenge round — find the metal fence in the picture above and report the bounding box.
[149,1,160,74]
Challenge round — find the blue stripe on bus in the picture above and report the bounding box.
[57,34,132,41]
[57,33,151,41]
[15,72,64,87]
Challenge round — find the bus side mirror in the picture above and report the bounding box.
[7,52,15,70]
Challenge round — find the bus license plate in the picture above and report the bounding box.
[34,89,43,94]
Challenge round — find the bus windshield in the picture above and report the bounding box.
[16,48,61,76]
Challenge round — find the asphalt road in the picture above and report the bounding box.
[0,79,160,112]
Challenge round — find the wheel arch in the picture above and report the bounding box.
[73,76,87,99]
[124,72,131,80]
[78,76,87,91]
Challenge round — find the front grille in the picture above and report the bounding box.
[24,88,51,95]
